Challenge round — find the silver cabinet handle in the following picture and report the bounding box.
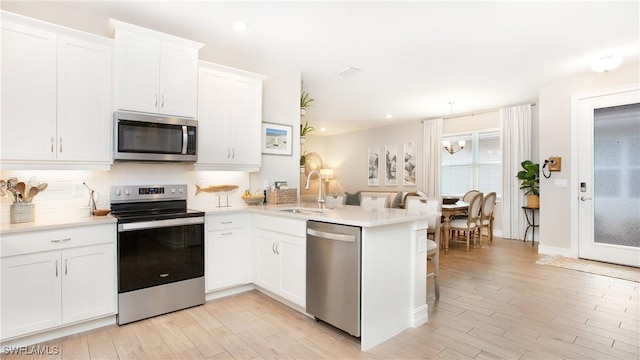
[55,260,59,277]
[65,259,68,275]
[275,242,280,255]
[59,137,62,153]
[155,94,158,107]
[221,232,233,236]
[160,273,169,278]
[51,238,71,243]
[181,125,188,154]
[307,228,357,243]
[161,94,164,108]
[580,197,592,201]
[221,221,233,224]
[271,242,276,254]
[51,137,54,153]
[232,148,235,159]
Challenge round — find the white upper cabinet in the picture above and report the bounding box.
[112,20,203,118]
[1,12,113,168]
[197,62,266,171]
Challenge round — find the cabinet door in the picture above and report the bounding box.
[159,42,198,117]
[230,77,263,166]
[278,234,306,307]
[1,252,62,339]
[1,22,57,161]
[197,68,234,164]
[57,36,112,163]
[115,30,161,114]
[62,243,115,324]
[254,230,280,293]
[206,228,248,291]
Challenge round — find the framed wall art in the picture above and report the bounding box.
[368,146,380,186]
[403,141,417,186]
[261,122,293,156]
[385,144,398,186]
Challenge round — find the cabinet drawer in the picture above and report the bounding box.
[207,213,248,231]
[1,224,115,258]
[254,215,306,237]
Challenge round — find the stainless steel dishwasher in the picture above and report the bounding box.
[306,220,362,337]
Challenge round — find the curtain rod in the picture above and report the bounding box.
[422,102,537,122]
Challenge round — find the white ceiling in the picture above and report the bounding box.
[3,1,638,135]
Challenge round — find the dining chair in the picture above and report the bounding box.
[479,192,497,245]
[360,194,388,209]
[405,196,442,245]
[452,189,481,220]
[449,192,483,251]
[405,195,441,299]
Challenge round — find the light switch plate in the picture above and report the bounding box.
[554,179,568,188]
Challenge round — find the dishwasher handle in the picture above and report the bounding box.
[307,228,356,243]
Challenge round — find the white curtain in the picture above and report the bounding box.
[500,104,531,240]
[422,118,443,197]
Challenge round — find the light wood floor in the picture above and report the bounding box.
[3,238,639,359]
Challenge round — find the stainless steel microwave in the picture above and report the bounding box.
[114,112,197,162]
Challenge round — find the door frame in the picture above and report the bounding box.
[570,83,640,259]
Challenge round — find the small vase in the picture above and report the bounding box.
[10,202,35,224]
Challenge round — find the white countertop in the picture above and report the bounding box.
[0,213,117,235]
[0,202,433,235]
[197,202,434,228]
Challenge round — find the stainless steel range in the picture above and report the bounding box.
[110,184,205,325]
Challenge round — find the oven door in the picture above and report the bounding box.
[117,217,204,294]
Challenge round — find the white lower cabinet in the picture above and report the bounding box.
[0,224,116,340]
[254,215,306,307]
[206,213,251,292]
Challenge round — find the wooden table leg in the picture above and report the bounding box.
[442,213,452,254]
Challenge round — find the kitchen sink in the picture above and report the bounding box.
[276,207,332,215]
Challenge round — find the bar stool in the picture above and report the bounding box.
[426,239,440,300]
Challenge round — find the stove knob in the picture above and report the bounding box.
[125,189,132,196]
[170,188,176,194]
[115,189,121,196]
[178,188,184,194]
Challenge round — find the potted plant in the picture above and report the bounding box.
[300,121,315,144]
[516,160,540,208]
[300,151,307,173]
[300,91,314,116]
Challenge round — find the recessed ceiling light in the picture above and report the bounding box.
[590,54,623,73]
[320,127,327,132]
[385,114,393,119]
[233,21,248,32]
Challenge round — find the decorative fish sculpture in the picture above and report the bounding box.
[195,184,239,195]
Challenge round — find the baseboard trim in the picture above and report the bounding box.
[411,304,428,327]
[0,316,116,349]
[538,245,576,257]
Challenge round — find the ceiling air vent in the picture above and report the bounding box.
[336,67,362,77]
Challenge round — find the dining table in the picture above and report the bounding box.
[441,200,469,254]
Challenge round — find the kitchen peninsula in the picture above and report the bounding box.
[206,203,433,351]
[1,203,432,352]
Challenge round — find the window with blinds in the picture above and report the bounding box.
[441,130,501,197]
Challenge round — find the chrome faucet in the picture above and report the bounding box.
[305,169,325,207]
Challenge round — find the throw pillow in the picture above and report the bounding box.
[345,191,361,205]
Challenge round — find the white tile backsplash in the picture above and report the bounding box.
[1,164,253,219]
